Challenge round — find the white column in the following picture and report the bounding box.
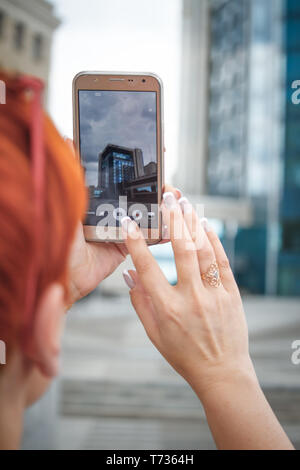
[174,0,210,195]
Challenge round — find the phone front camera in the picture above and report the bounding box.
[142,79,146,82]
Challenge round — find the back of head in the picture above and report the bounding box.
[0,70,86,347]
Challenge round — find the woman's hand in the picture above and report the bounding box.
[68,222,127,304]
[121,187,254,395]
[121,186,294,450]
[65,138,127,304]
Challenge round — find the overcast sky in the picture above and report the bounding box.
[79,90,157,186]
[48,0,181,181]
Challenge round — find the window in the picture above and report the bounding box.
[14,21,25,50]
[0,10,5,38]
[33,33,43,61]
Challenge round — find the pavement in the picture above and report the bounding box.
[55,293,300,450]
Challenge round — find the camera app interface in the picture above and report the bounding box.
[78,90,158,229]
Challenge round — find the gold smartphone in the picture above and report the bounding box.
[73,71,164,244]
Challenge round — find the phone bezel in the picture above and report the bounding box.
[73,71,164,245]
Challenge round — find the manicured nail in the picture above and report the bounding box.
[174,188,182,199]
[178,196,193,214]
[122,270,136,289]
[163,192,177,210]
[162,224,169,239]
[121,216,136,234]
[200,217,212,232]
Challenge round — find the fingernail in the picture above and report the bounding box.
[200,217,212,232]
[121,216,136,234]
[163,191,177,210]
[162,224,169,239]
[174,188,182,199]
[122,270,136,289]
[178,196,193,214]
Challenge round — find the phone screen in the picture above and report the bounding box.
[78,90,158,229]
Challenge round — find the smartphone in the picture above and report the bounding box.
[73,71,164,244]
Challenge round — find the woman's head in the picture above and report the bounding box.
[0,71,86,400]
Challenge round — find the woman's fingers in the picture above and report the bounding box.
[178,197,218,286]
[161,192,201,287]
[161,185,181,241]
[121,217,171,308]
[163,183,182,200]
[201,219,238,292]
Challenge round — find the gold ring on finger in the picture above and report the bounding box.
[201,262,221,288]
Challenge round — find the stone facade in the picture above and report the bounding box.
[0,0,60,104]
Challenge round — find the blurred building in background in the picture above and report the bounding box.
[280,0,300,296]
[0,0,60,103]
[176,0,300,296]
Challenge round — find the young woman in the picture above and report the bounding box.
[0,71,126,449]
[0,71,293,450]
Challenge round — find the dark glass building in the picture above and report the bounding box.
[207,0,249,198]
[279,0,300,295]
[97,144,157,204]
[208,0,300,295]
[98,144,143,193]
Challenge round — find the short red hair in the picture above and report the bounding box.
[0,71,87,345]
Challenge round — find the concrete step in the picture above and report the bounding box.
[60,379,203,420]
[61,379,300,424]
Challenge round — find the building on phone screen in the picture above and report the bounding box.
[97,144,157,204]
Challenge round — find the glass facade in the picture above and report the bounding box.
[100,151,134,188]
[279,0,300,295]
[208,0,249,198]
[208,0,300,295]
[208,0,269,294]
